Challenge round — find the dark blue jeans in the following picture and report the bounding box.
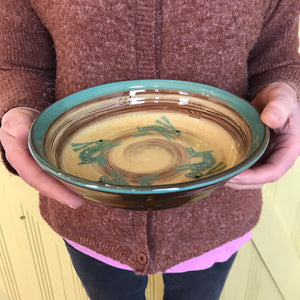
[65,241,236,300]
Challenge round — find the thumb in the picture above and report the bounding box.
[1,107,40,145]
[260,101,290,129]
[252,83,296,129]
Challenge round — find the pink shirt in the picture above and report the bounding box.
[65,231,251,273]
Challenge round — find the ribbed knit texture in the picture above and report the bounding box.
[0,0,299,274]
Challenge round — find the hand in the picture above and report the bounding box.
[226,82,300,190]
[0,107,83,208]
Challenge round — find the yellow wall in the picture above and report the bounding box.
[0,158,299,300]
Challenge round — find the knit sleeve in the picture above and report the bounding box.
[0,1,56,117]
[247,0,300,99]
[0,1,56,171]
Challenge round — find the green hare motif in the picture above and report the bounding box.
[133,115,181,140]
[71,139,121,167]
[175,147,227,179]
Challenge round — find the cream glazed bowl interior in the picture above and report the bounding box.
[28,80,270,210]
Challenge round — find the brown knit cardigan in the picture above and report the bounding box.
[0,0,299,274]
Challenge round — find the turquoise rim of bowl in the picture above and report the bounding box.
[28,79,270,195]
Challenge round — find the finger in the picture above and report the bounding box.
[1,131,83,209]
[227,139,299,188]
[225,181,263,190]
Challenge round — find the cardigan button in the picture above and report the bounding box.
[137,252,148,265]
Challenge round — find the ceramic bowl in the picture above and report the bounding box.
[28,80,269,210]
